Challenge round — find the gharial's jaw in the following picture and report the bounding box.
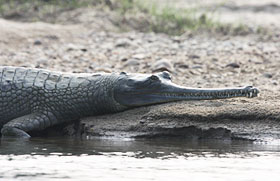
[115,84,259,107]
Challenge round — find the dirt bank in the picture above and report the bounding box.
[79,95,280,141]
[0,1,280,141]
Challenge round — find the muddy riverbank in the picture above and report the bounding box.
[78,93,280,141]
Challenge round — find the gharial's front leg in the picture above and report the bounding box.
[1,111,59,138]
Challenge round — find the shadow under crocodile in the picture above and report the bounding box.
[29,95,280,142]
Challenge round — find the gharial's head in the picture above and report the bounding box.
[112,71,259,109]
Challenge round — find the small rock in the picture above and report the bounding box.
[89,63,96,70]
[175,63,189,69]
[238,44,249,51]
[132,54,146,60]
[189,55,200,59]
[192,65,202,69]
[35,64,42,68]
[212,58,218,62]
[45,35,59,40]
[263,73,273,78]
[172,36,181,43]
[123,59,140,67]
[115,38,132,47]
[94,67,112,73]
[65,44,87,52]
[119,56,128,62]
[152,59,173,72]
[36,59,48,66]
[226,63,240,68]
[66,44,78,51]
[33,40,42,45]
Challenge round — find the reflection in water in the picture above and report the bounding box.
[1,137,280,157]
[1,137,280,180]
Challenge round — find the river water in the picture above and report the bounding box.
[1,137,280,181]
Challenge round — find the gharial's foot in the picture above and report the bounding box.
[1,127,31,138]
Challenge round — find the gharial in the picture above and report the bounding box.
[0,66,259,138]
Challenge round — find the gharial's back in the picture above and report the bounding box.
[0,66,121,138]
[0,66,95,126]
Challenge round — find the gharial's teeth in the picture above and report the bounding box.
[246,92,251,98]
[249,92,253,97]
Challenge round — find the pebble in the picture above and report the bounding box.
[33,40,42,45]
[66,44,80,51]
[226,63,240,68]
[115,38,132,47]
[132,54,146,60]
[152,59,173,72]
[192,65,202,69]
[123,59,140,67]
[94,67,112,73]
[44,35,59,40]
[36,59,48,66]
[175,62,189,69]
[189,55,200,59]
[212,58,218,62]
[119,56,128,62]
[272,80,278,85]
[263,73,273,78]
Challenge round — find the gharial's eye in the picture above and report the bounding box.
[149,75,159,81]
[161,71,172,80]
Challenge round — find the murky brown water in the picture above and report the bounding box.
[1,137,280,180]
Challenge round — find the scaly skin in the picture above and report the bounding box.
[0,66,259,138]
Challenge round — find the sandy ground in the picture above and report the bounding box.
[0,1,280,141]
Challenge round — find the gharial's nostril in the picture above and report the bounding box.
[150,75,159,81]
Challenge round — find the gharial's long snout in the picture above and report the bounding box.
[159,84,259,100]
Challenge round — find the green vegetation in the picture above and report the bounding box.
[113,0,219,35]
[115,0,258,35]
[0,0,95,12]
[148,6,216,35]
[0,0,258,36]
